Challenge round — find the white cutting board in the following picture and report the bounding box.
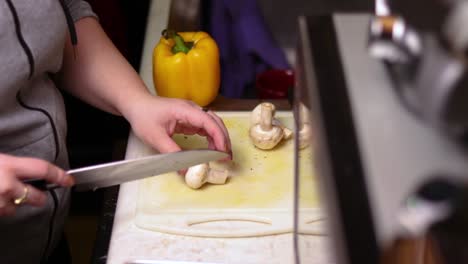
[135,111,325,237]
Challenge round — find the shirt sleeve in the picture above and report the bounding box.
[64,0,98,22]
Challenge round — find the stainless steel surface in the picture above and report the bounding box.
[293,16,333,264]
[294,13,468,264]
[69,149,228,191]
[383,1,468,143]
[295,15,358,264]
[334,14,468,246]
[367,0,422,64]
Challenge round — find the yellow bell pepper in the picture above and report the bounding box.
[152,29,220,107]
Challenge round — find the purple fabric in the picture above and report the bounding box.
[208,0,290,98]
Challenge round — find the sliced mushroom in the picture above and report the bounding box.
[185,163,229,189]
[249,103,284,150]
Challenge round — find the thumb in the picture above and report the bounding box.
[151,134,188,176]
[150,132,182,154]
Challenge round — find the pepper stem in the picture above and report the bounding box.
[162,29,192,54]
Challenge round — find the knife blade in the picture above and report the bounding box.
[23,149,228,191]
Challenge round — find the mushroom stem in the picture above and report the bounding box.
[207,169,229,184]
[282,126,293,139]
[260,103,274,131]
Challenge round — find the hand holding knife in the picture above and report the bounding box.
[22,149,228,192]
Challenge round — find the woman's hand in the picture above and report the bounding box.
[0,154,74,216]
[123,95,232,159]
[58,17,232,160]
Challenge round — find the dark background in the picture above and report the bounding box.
[64,0,151,171]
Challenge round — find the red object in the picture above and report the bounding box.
[255,69,295,99]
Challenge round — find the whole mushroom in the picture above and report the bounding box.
[185,163,229,189]
[250,102,293,139]
[250,102,276,126]
[249,103,285,150]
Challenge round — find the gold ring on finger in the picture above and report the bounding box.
[13,186,29,205]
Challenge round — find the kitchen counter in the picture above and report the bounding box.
[104,99,330,264]
[106,146,328,264]
[107,126,330,264]
[103,1,330,263]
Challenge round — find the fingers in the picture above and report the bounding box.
[0,154,73,217]
[8,182,46,207]
[206,111,232,159]
[177,106,232,155]
[7,156,74,187]
[149,129,183,154]
[146,131,190,176]
[0,177,21,216]
[0,179,47,216]
[178,168,188,176]
[21,185,47,206]
[132,98,232,161]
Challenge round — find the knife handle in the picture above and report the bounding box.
[21,179,59,191]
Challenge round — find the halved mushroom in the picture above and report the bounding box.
[185,163,229,189]
[249,103,285,150]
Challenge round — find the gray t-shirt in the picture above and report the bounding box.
[0,0,96,263]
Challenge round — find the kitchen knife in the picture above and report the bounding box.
[23,149,228,191]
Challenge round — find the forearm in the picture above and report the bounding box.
[57,17,150,116]
[56,17,232,157]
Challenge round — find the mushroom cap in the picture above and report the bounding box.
[250,102,276,126]
[185,163,209,189]
[249,124,284,150]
